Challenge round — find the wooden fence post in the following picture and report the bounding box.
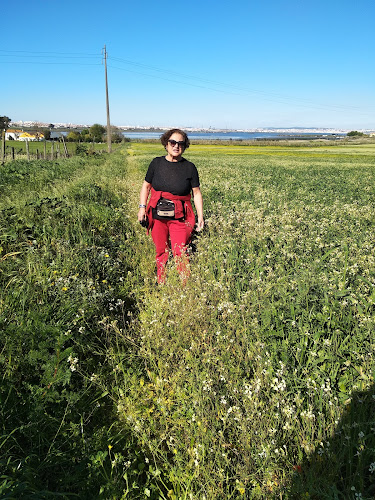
[61,136,69,158]
[26,140,30,161]
[51,141,54,160]
[12,147,15,160]
[44,141,47,160]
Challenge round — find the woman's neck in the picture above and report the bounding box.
[165,154,181,162]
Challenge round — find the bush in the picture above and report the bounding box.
[67,130,81,142]
[75,143,88,156]
[111,132,125,143]
[347,130,365,137]
[90,124,106,142]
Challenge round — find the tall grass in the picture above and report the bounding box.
[111,143,375,499]
[0,151,149,498]
[1,143,375,498]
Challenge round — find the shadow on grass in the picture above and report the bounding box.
[289,383,375,499]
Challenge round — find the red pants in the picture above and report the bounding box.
[151,219,194,283]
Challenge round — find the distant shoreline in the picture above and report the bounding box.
[121,130,349,142]
[10,121,375,135]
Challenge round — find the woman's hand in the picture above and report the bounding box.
[138,181,151,222]
[192,186,204,232]
[196,216,204,232]
[138,207,146,222]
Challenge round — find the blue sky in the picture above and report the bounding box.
[2,0,374,130]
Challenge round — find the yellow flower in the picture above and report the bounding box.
[237,485,246,495]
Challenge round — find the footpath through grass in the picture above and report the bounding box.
[1,142,375,499]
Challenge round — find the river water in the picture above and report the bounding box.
[122,130,345,141]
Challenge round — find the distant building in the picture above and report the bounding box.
[17,131,45,141]
[6,128,64,141]
[5,129,23,140]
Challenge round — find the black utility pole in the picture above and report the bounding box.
[103,45,112,153]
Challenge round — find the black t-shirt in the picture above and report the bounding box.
[145,156,200,196]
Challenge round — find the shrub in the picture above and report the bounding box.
[347,130,365,137]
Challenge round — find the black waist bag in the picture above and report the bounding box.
[156,198,175,218]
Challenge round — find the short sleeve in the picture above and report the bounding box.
[145,159,156,183]
[190,163,200,188]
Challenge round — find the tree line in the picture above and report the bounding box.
[65,124,126,143]
[1,117,126,144]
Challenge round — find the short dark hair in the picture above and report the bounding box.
[160,128,190,149]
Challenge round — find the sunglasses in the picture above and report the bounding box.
[168,139,185,148]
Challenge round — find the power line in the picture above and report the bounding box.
[1,49,373,116]
[1,61,101,66]
[0,49,100,57]
[108,62,373,115]
[0,49,101,65]
[108,55,365,113]
[107,64,245,96]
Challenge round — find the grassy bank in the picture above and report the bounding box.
[0,150,147,498]
[1,142,375,498]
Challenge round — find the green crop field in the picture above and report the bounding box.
[1,143,375,499]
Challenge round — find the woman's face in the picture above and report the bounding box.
[166,132,186,161]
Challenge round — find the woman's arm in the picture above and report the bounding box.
[138,180,152,222]
[192,186,204,231]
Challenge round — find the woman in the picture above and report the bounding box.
[138,128,204,284]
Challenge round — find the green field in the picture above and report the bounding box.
[1,143,375,499]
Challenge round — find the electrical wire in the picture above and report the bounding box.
[0,49,100,57]
[108,62,372,115]
[0,49,101,65]
[2,61,101,66]
[1,49,373,116]
[108,55,365,112]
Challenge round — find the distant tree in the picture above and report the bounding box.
[107,127,124,143]
[111,131,124,143]
[67,130,81,142]
[80,128,91,142]
[347,130,364,137]
[33,126,42,141]
[48,123,55,129]
[43,128,51,140]
[0,116,11,130]
[90,124,105,142]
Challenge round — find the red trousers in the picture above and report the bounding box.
[151,219,194,283]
